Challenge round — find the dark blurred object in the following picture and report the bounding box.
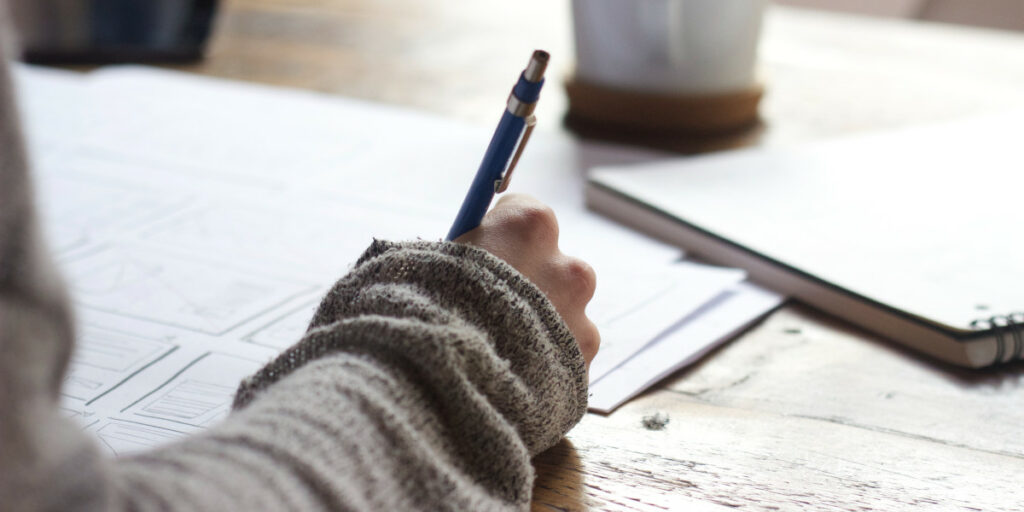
[11,0,219,64]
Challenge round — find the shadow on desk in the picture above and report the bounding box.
[646,299,1024,402]
[778,303,1024,387]
[532,439,584,511]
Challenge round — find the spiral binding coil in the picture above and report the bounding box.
[970,312,1024,364]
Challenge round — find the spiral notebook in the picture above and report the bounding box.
[587,112,1024,368]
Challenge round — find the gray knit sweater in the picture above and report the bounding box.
[0,10,587,511]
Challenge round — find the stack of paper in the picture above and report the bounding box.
[588,282,782,411]
[15,65,782,454]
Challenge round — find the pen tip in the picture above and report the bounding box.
[525,50,549,82]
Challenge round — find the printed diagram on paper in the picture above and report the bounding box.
[87,351,265,456]
[64,246,314,336]
[62,327,177,403]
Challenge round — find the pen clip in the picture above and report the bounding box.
[495,115,536,193]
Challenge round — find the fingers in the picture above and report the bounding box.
[570,317,601,368]
[487,194,559,250]
[545,254,600,368]
[560,255,597,305]
[539,255,596,316]
[454,194,559,268]
[452,193,600,368]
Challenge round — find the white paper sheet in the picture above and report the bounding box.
[587,262,746,384]
[15,64,774,451]
[588,282,784,413]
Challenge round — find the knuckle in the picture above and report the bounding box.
[506,204,559,244]
[578,320,601,360]
[562,257,597,300]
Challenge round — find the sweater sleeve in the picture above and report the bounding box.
[111,239,588,511]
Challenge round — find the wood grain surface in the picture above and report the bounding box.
[173,1,1024,509]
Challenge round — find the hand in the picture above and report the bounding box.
[455,194,600,369]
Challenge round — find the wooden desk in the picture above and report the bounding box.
[177,1,1024,509]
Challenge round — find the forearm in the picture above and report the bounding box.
[115,240,587,511]
[118,351,529,511]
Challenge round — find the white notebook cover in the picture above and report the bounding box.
[588,112,1024,367]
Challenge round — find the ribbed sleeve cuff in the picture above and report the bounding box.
[234,240,587,454]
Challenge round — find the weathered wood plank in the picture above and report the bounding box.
[663,305,1024,458]
[536,393,1023,511]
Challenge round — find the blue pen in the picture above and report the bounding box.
[446,50,549,241]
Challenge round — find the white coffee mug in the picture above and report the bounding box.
[572,0,766,94]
